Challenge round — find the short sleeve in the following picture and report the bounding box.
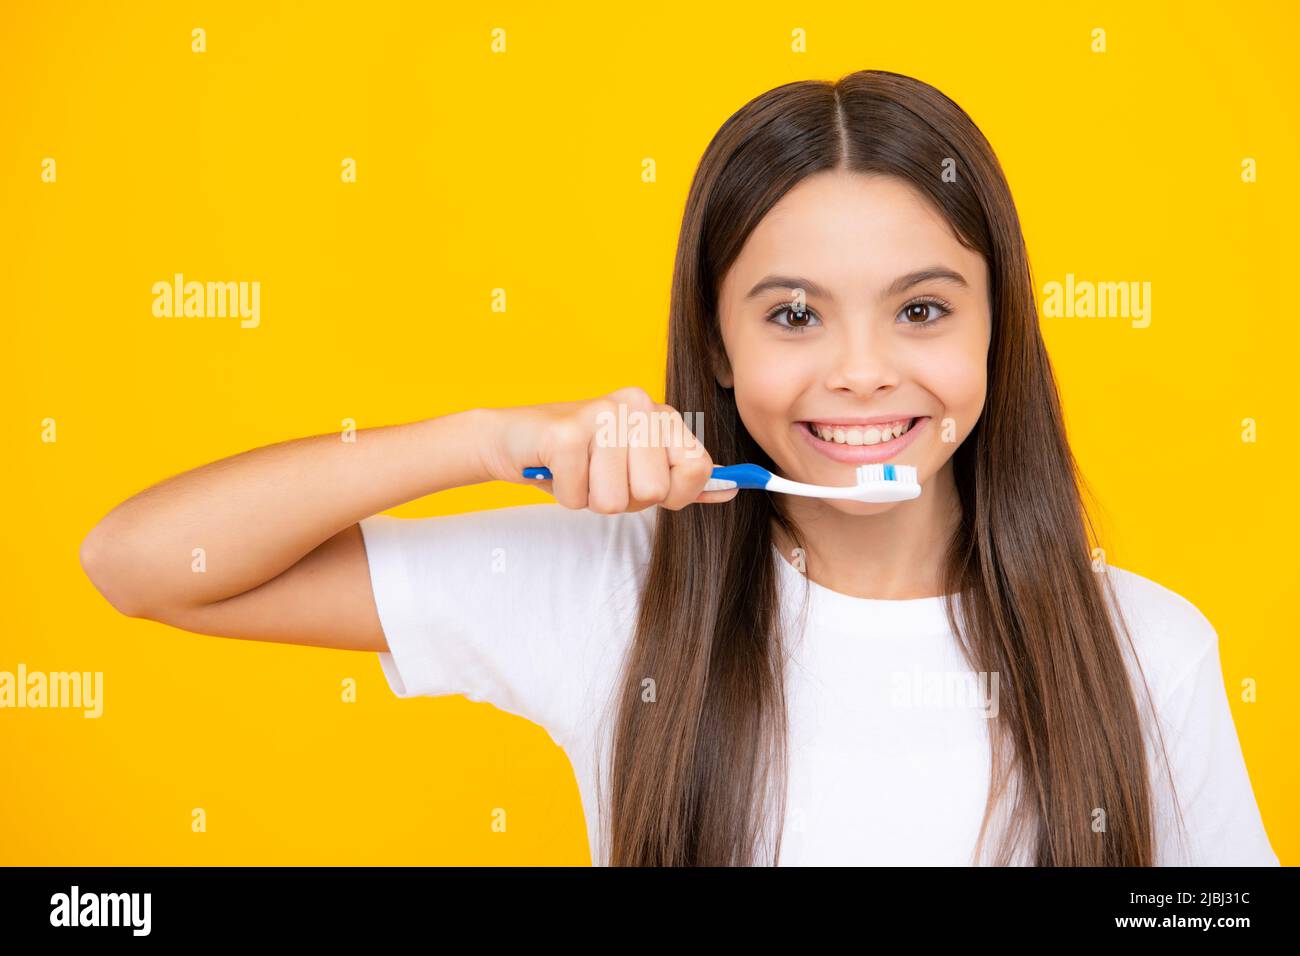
[1150,627,1279,866]
[358,502,654,748]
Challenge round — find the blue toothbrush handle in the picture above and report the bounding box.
[521,463,772,489]
[706,464,773,488]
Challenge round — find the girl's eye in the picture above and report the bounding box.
[897,296,954,328]
[764,296,954,333]
[764,302,822,334]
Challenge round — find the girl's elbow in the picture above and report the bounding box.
[79,523,153,619]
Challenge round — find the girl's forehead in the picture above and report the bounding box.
[722,174,978,295]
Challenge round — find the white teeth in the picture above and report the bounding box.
[809,419,913,445]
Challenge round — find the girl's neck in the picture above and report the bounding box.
[771,459,961,601]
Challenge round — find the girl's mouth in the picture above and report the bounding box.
[795,416,930,464]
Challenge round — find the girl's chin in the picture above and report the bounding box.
[815,497,899,516]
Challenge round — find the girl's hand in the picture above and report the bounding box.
[479,387,739,512]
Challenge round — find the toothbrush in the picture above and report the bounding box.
[520,462,921,503]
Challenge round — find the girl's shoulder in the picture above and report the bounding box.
[471,499,659,569]
[367,499,658,564]
[358,501,661,748]
[1098,564,1222,705]
[1100,564,1278,865]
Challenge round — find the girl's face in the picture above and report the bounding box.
[715,169,993,515]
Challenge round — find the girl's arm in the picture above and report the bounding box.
[79,387,733,654]
[79,409,494,652]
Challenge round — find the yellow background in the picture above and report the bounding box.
[1,0,1294,864]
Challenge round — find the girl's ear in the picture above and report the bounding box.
[711,346,734,390]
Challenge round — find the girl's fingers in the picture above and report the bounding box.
[693,486,740,505]
[528,476,737,507]
[525,395,738,512]
[548,430,590,510]
[587,416,630,514]
[627,410,671,511]
[660,406,716,510]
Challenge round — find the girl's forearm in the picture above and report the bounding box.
[81,408,494,615]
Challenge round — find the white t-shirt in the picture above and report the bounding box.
[359,502,1279,867]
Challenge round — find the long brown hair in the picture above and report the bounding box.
[595,69,1184,866]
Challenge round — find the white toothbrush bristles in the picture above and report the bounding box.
[856,463,918,485]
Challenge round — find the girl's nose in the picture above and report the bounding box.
[823,320,902,394]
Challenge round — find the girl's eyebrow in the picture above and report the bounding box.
[745,266,968,303]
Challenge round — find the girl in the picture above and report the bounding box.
[80,70,1278,867]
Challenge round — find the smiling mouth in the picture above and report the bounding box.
[801,417,922,447]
